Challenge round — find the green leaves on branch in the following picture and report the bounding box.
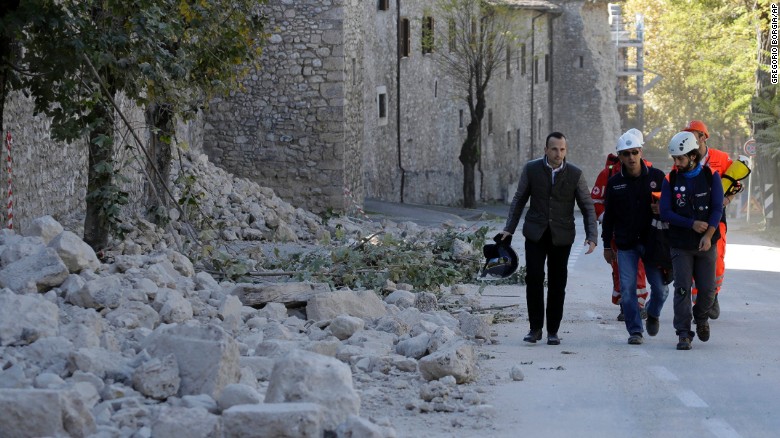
[262,226,524,292]
[752,85,780,158]
[86,159,130,239]
[624,0,756,143]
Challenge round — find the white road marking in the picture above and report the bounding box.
[584,310,602,319]
[568,243,584,269]
[647,365,679,382]
[675,389,709,408]
[702,418,742,438]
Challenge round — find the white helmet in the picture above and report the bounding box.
[616,132,643,152]
[667,131,698,156]
[624,128,644,145]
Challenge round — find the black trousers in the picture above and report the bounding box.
[524,228,573,335]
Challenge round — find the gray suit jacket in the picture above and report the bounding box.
[504,158,598,246]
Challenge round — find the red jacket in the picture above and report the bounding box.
[591,154,621,221]
[702,147,732,178]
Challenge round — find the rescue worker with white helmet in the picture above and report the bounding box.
[591,130,652,321]
[601,130,669,344]
[660,131,724,350]
[682,120,733,319]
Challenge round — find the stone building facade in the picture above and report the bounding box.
[203,0,365,214]
[552,0,622,174]
[203,0,621,212]
[1,0,622,229]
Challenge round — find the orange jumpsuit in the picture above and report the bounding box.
[692,147,732,300]
[591,154,648,308]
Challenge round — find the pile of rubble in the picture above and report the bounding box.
[0,213,498,437]
[112,151,331,260]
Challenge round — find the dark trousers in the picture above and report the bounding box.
[524,228,573,335]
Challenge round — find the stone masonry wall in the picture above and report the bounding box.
[1,92,88,232]
[0,0,620,224]
[552,0,622,180]
[1,90,200,235]
[342,0,365,210]
[361,2,548,207]
[479,11,545,202]
[202,0,352,214]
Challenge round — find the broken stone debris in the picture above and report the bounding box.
[0,153,498,436]
[0,214,499,436]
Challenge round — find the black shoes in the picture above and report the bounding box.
[709,295,720,320]
[627,333,643,345]
[696,321,710,342]
[524,329,559,345]
[677,336,692,350]
[646,316,660,337]
[523,329,543,343]
[617,311,625,321]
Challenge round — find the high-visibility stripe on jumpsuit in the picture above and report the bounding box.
[692,147,732,301]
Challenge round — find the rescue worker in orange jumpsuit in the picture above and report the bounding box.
[682,120,732,319]
[591,128,649,321]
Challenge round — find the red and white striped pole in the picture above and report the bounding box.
[5,131,12,230]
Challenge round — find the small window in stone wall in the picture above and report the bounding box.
[506,46,512,78]
[422,16,434,54]
[534,57,539,84]
[578,56,584,68]
[538,119,542,140]
[459,109,464,129]
[351,58,356,85]
[488,109,493,135]
[378,0,389,11]
[544,55,550,82]
[516,128,521,151]
[507,131,511,150]
[377,86,388,126]
[434,79,438,98]
[400,18,411,57]
[448,19,456,52]
[520,44,526,75]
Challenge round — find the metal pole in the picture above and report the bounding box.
[747,155,754,223]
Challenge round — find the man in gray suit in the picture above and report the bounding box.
[500,132,598,345]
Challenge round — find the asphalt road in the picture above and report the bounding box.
[365,199,780,438]
[480,224,780,438]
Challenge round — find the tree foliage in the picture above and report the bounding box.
[624,0,756,146]
[752,85,780,158]
[2,0,266,247]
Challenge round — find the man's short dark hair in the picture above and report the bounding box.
[687,149,702,164]
[545,132,566,148]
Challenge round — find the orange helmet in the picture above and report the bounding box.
[683,120,709,139]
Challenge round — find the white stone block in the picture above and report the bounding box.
[222,403,322,438]
[265,350,360,431]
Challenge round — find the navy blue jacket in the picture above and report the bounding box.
[602,162,666,250]
[660,165,723,250]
